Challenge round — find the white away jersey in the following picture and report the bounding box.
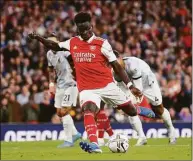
[123,57,155,87]
[46,50,76,88]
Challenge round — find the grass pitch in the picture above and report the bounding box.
[1,138,192,160]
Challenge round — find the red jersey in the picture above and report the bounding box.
[59,34,117,91]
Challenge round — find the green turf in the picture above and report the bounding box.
[1,138,192,160]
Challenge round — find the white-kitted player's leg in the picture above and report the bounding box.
[143,79,176,144]
[55,87,80,148]
[62,86,81,143]
[55,88,73,147]
[128,116,147,146]
[117,82,147,146]
[61,114,73,143]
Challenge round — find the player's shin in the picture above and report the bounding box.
[68,114,82,142]
[105,118,114,137]
[96,110,106,139]
[96,109,114,137]
[161,108,175,136]
[128,116,146,138]
[61,114,73,143]
[96,109,114,146]
[84,111,98,143]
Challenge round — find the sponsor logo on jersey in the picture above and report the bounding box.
[73,52,96,62]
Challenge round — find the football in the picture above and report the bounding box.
[108,134,129,153]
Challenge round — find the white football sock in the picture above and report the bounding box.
[128,116,146,138]
[68,114,78,135]
[61,114,73,143]
[161,108,175,131]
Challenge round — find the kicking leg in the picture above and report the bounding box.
[118,101,155,118]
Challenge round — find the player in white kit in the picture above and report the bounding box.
[46,36,81,148]
[114,51,176,144]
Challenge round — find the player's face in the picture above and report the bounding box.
[76,22,93,41]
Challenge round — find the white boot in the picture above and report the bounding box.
[135,137,147,146]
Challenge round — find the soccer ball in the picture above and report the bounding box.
[108,134,129,153]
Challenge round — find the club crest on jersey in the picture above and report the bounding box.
[73,45,78,50]
[90,45,96,51]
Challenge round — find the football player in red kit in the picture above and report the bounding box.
[28,12,155,153]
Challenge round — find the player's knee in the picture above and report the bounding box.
[152,104,164,117]
[56,108,70,117]
[82,102,99,114]
[127,107,137,116]
[119,103,137,116]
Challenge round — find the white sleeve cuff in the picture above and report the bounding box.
[58,39,71,50]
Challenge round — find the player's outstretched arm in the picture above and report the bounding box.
[28,32,61,51]
[111,60,130,85]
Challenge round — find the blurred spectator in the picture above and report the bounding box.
[38,90,56,122]
[179,107,192,122]
[16,85,30,105]
[23,95,40,124]
[8,94,23,122]
[169,107,180,121]
[0,97,9,122]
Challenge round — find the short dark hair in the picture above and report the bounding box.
[74,12,91,24]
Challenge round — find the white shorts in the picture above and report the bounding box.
[79,82,131,109]
[54,86,78,108]
[143,78,162,106]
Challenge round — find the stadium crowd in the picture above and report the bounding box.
[1,0,192,123]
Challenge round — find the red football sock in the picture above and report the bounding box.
[105,118,114,137]
[96,109,114,137]
[84,111,98,143]
[96,110,106,138]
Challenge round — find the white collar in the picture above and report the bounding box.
[78,33,95,43]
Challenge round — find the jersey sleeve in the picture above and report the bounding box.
[58,39,71,50]
[101,40,117,62]
[57,51,71,58]
[46,50,53,67]
[127,60,142,79]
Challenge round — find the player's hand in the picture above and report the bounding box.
[28,32,38,40]
[49,82,56,95]
[129,85,143,98]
